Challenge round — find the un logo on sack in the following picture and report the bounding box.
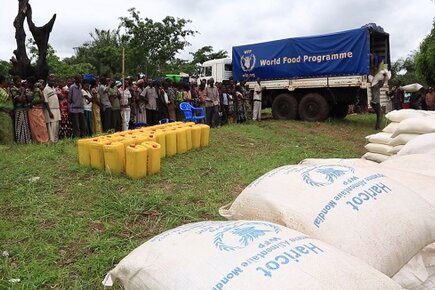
[241,53,256,72]
[302,165,355,187]
[214,222,280,252]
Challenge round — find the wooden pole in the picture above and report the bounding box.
[122,46,125,91]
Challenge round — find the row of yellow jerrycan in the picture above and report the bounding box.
[77,122,210,179]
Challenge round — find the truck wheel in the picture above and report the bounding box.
[331,104,348,119]
[298,93,329,122]
[272,93,298,120]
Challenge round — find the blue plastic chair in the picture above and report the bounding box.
[179,102,205,123]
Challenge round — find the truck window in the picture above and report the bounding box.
[199,67,204,77]
[205,66,212,77]
[224,64,232,72]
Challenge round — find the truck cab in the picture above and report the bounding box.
[198,58,232,84]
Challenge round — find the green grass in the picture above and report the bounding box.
[0,113,378,289]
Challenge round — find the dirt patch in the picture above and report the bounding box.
[88,220,105,234]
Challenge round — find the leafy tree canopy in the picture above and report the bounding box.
[415,19,435,86]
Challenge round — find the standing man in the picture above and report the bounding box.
[370,74,386,130]
[109,80,122,132]
[98,77,112,132]
[68,74,86,138]
[43,75,61,142]
[253,78,264,121]
[205,77,220,127]
[142,81,159,125]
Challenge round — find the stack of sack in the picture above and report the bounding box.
[218,160,435,290]
[102,157,435,289]
[363,109,435,162]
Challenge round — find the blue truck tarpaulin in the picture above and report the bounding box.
[232,27,370,82]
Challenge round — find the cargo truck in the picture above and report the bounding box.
[198,24,391,121]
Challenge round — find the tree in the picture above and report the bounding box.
[26,39,95,79]
[415,19,435,85]
[0,61,12,77]
[390,53,420,85]
[190,46,228,65]
[66,29,123,76]
[119,8,196,77]
[10,0,56,80]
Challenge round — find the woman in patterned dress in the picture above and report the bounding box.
[57,81,73,139]
[90,79,102,134]
[11,76,31,144]
[26,78,49,144]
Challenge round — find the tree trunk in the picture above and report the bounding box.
[26,2,56,80]
[9,0,56,80]
[10,0,32,78]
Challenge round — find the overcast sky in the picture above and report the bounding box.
[0,0,434,64]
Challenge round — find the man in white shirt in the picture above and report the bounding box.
[43,75,61,142]
[253,78,264,121]
[205,78,220,127]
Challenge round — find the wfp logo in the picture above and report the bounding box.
[241,51,256,72]
[302,165,355,187]
[214,222,280,252]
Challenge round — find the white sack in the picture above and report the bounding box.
[387,145,404,155]
[381,154,435,177]
[383,122,400,134]
[299,158,377,167]
[391,118,435,138]
[220,164,435,277]
[102,221,402,290]
[398,133,435,156]
[357,165,435,290]
[401,83,423,93]
[389,133,420,146]
[386,110,426,123]
[365,143,394,155]
[362,152,390,163]
[366,132,394,145]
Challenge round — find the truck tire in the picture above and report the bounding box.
[272,93,298,120]
[331,104,348,119]
[298,93,329,122]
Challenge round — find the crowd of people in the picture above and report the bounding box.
[386,83,435,111]
[0,74,260,145]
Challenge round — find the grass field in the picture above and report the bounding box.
[0,113,378,289]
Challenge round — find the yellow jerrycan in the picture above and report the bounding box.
[165,128,177,157]
[184,126,193,151]
[198,124,210,147]
[103,142,125,174]
[125,144,148,179]
[154,131,167,158]
[142,141,161,175]
[191,125,202,149]
[77,138,92,166]
[176,127,188,154]
[89,139,106,171]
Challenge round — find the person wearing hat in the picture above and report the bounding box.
[135,79,147,125]
[81,79,93,136]
[205,77,220,127]
[98,77,112,132]
[108,80,122,132]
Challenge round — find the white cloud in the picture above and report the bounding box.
[0,0,433,63]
